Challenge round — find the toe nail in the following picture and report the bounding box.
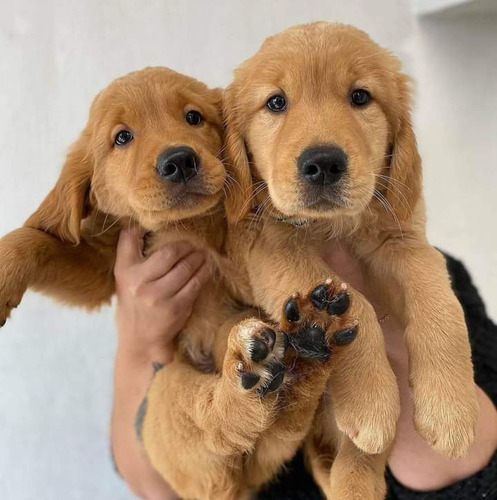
[333,325,358,346]
[284,298,300,322]
[250,338,269,362]
[327,291,350,315]
[310,284,330,310]
[241,372,261,390]
[0,319,5,327]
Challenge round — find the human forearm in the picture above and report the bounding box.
[110,228,208,499]
[111,342,178,500]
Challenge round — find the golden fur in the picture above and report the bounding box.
[0,66,366,499]
[222,22,478,499]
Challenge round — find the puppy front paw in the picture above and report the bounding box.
[229,319,288,396]
[281,280,358,359]
[283,281,399,455]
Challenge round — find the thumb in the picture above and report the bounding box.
[116,225,146,268]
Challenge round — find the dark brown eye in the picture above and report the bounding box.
[267,94,286,112]
[350,89,371,107]
[115,130,133,146]
[185,110,203,126]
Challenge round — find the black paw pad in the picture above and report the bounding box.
[241,372,261,390]
[258,361,285,396]
[260,328,276,350]
[250,337,269,362]
[333,325,358,346]
[284,298,300,322]
[291,325,331,360]
[327,291,350,316]
[310,284,330,310]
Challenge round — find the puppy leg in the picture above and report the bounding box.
[141,318,289,500]
[243,281,359,491]
[0,227,115,325]
[305,425,388,500]
[364,240,478,458]
[244,231,399,455]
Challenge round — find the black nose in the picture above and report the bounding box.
[298,145,348,186]
[156,146,199,183]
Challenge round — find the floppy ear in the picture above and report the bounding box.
[385,74,422,223]
[222,84,254,224]
[25,130,93,244]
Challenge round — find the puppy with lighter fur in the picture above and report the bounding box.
[223,22,478,499]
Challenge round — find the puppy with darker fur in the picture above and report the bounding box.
[223,22,478,499]
[0,67,360,499]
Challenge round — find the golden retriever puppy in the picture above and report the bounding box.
[224,22,478,499]
[0,67,359,499]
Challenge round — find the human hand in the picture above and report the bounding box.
[114,226,210,364]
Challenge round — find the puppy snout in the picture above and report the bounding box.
[298,145,347,186]
[156,146,199,183]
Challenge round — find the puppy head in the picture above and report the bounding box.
[224,22,421,227]
[28,67,225,242]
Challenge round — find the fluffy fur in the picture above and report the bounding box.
[0,66,364,499]
[222,22,478,499]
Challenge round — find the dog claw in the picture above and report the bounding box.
[0,319,5,328]
[326,290,350,315]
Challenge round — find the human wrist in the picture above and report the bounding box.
[116,336,174,368]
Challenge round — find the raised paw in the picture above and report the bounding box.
[281,280,358,360]
[229,319,288,396]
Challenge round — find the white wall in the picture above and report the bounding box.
[0,1,495,499]
[411,12,497,320]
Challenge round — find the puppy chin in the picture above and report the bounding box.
[143,193,222,228]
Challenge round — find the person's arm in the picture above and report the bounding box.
[322,240,497,491]
[111,227,209,499]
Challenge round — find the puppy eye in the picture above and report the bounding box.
[266,94,287,112]
[115,130,133,146]
[185,110,203,126]
[350,89,371,107]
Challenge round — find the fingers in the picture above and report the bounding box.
[173,261,210,305]
[140,241,197,283]
[115,226,146,269]
[154,251,207,297]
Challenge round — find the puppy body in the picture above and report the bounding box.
[0,67,362,499]
[224,22,478,499]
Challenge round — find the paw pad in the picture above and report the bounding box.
[281,281,358,360]
[232,320,288,397]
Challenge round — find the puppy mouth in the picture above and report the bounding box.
[298,186,349,212]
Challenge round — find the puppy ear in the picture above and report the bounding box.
[385,74,422,223]
[222,84,254,224]
[25,131,93,244]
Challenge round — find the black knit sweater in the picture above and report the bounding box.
[257,254,497,500]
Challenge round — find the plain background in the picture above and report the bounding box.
[0,1,496,498]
